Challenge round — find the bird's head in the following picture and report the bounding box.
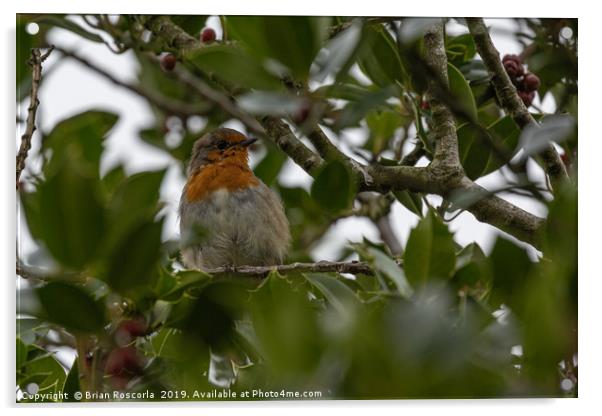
[187,128,257,175]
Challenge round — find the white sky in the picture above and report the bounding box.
[17,17,552,266]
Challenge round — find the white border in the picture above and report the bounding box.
[2,1,599,415]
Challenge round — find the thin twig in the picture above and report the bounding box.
[55,46,211,117]
[16,46,54,189]
[205,261,374,277]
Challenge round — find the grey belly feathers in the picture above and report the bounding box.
[179,183,290,269]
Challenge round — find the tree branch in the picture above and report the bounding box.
[466,18,569,190]
[17,47,54,189]
[140,15,545,247]
[205,261,374,277]
[55,46,211,117]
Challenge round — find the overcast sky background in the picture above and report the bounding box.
[17,16,554,271]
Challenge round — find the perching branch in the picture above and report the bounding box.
[55,46,211,117]
[141,16,545,247]
[466,18,569,190]
[16,47,54,189]
[205,260,374,277]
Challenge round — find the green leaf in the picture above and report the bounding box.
[365,109,405,154]
[457,123,492,180]
[226,16,330,80]
[186,43,281,90]
[334,85,398,129]
[446,33,477,66]
[17,338,28,371]
[253,147,287,186]
[159,270,212,301]
[305,273,362,315]
[393,190,423,217]
[43,110,119,177]
[62,359,80,402]
[483,115,521,174]
[516,114,576,161]
[38,16,104,42]
[489,237,534,309]
[357,24,406,87]
[102,218,164,296]
[35,160,106,269]
[447,62,478,121]
[171,15,208,36]
[404,211,456,285]
[310,160,355,212]
[366,247,413,297]
[313,20,363,82]
[37,281,105,333]
[18,346,66,400]
[250,273,322,375]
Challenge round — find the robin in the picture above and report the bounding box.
[179,128,291,270]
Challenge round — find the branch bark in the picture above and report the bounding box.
[466,18,569,190]
[205,261,374,277]
[17,47,54,189]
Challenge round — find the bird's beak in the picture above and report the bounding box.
[239,137,258,148]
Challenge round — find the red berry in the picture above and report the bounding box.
[115,317,148,346]
[105,346,143,379]
[292,100,311,124]
[523,73,541,92]
[160,53,177,71]
[502,54,522,64]
[518,90,535,107]
[200,27,216,43]
[503,60,524,78]
[420,99,430,111]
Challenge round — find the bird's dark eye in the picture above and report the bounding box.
[216,140,229,150]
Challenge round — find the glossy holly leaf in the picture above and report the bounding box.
[42,110,119,177]
[357,24,406,87]
[365,109,405,154]
[310,160,355,212]
[404,211,456,285]
[33,160,106,269]
[171,15,208,36]
[483,115,521,174]
[186,43,281,90]
[101,218,164,296]
[516,114,576,161]
[488,237,534,309]
[312,20,363,82]
[253,146,287,186]
[226,16,330,80]
[448,62,478,122]
[393,190,424,218]
[250,273,322,376]
[446,33,477,66]
[457,123,492,180]
[37,281,106,333]
[17,338,28,371]
[62,359,80,402]
[334,85,398,129]
[305,273,362,315]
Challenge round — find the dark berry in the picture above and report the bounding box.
[523,73,541,91]
[200,27,216,43]
[503,60,524,78]
[518,90,536,107]
[105,346,143,380]
[292,100,311,124]
[115,317,148,346]
[160,53,177,71]
[502,54,522,64]
[420,99,430,111]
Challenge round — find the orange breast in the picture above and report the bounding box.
[185,161,260,202]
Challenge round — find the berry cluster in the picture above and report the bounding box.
[104,317,149,389]
[502,54,541,107]
[159,27,217,72]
